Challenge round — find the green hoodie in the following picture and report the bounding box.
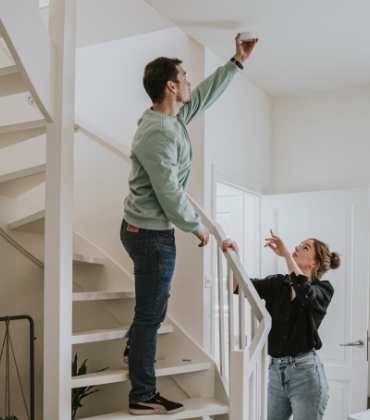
[123,61,238,236]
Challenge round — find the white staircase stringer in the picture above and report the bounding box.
[0,93,46,130]
[73,228,133,288]
[73,118,230,413]
[159,311,229,408]
[0,0,55,122]
[73,226,229,413]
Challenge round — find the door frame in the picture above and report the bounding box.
[209,164,269,359]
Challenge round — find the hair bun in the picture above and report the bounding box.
[330,252,341,270]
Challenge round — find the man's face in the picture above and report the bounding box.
[174,65,191,105]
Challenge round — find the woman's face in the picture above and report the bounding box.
[292,239,319,272]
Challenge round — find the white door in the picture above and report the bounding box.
[261,187,369,419]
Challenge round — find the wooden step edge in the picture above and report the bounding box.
[8,209,45,231]
[72,290,135,302]
[0,163,46,184]
[72,323,173,345]
[0,119,47,135]
[0,64,18,77]
[71,359,211,388]
[72,253,105,265]
[79,397,229,420]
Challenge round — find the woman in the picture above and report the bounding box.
[222,229,340,420]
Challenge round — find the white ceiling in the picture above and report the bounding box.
[76,0,174,48]
[74,0,370,97]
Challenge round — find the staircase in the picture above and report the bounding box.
[0,2,229,419]
[0,1,270,419]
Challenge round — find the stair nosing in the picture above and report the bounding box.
[71,359,211,388]
[8,209,45,231]
[72,290,135,301]
[72,253,105,265]
[78,397,228,420]
[0,64,19,77]
[0,163,46,184]
[0,119,47,135]
[72,323,173,344]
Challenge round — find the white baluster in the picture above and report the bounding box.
[227,264,234,353]
[217,247,226,379]
[261,343,268,419]
[239,287,246,349]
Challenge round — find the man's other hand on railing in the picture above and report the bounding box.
[197,227,210,247]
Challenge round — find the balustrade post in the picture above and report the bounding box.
[239,287,246,349]
[227,265,234,354]
[217,247,226,379]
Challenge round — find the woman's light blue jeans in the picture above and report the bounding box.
[267,350,329,420]
[120,220,176,404]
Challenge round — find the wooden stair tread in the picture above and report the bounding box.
[0,119,47,135]
[72,322,172,344]
[73,290,135,301]
[79,397,229,419]
[73,253,105,265]
[0,64,18,76]
[8,209,44,232]
[0,164,45,196]
[71,359,211,388]
[0,65,27,98]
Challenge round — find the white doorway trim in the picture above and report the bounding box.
[211,164,270,220]
[209,164,268,361]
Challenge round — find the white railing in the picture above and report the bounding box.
[0,0,56,122]
[189,196,272,420]
[76,117,272,419]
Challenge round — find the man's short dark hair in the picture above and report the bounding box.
[143,57,183,104]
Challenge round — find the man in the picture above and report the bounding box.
[120,34,258,415]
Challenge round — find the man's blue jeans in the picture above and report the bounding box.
[120,220,176,404]
[267,350,329,420]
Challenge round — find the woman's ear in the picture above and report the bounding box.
[312,260,320,270]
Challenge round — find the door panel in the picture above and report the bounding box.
[261,188,369,419]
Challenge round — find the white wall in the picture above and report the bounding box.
[0,195,44,420]
[75,29,273,349]
[272,86,370,194]
[75,27,208,345]
[204,49,272,198]
[75,27,204,148]
[271,86,370,397]
[199,49,272,351]
[75,29,273,350]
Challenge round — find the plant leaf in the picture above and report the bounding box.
[72,353,78,376]
[80,389,99,401]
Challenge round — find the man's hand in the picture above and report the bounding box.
[233,33,258,64]
[197,227,210,247]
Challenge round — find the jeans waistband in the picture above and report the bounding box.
[122,219,174,235]
[271,349,316,364]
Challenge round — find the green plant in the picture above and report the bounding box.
[71,353,109,420]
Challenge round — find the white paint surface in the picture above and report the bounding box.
[204,49,272,196]
[272,86,370,194]
[146,0,370,96]
[262,188,369,418]
[75,28,208,344]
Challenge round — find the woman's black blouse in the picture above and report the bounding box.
[234,272,334,358]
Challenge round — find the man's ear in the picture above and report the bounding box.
[166,80,176,94]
